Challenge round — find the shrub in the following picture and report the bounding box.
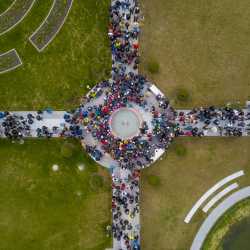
[175,87,190,103]
[90,174,104,190]
[147,175,161,187]
[147,59,160,74]
[229,102,242,110]
[61,142,74,158]
[174,143,187,157]
[86,163,98,173]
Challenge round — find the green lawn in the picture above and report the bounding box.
[140,0,250,108]
[0,0,14,13]
[0,139,111,250]
[0,0,111,110]
[0,1,113,249]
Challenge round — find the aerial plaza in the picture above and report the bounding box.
[1,0,250,250]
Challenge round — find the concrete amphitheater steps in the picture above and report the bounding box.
[29,0,73,52]
[0,0,36,35]
[0,49,22,74]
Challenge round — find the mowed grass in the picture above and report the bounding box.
[140,0,250,108]
[0,1,112,249]
[0,139,111,250]
[141,138,250,250]
[0,0,111,110]
[140,1,250,249]
[0,0,14,13]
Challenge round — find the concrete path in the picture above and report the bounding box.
[112,167,140,250]
[190,186,250,250]
[110,0,139,79]
[0,111,73,138]
[176,109,250,136]
[110,1,141,249]
[1,107,249,139]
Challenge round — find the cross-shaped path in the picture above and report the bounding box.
[1,1,250,250]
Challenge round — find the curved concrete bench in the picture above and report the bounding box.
[202,182,239,213]
[0,49,22,74]
[190,186,250,250]
[29,0,73,52]
[184,170,244,223]
[0,0,36,35]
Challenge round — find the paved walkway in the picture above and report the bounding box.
[176,109,250,136]
[110,0,139,78]
[0,111,73,138]
[110,1,141,249]
[0,109,250,139]
[190,186,250,250]
[112,167,140,250]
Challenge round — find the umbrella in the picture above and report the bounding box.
[45,107,53,114]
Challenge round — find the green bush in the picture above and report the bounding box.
[175,87,190,103]
[147,175,161,187]
[229,102,242,109]
[174,144,187,157]
[90,174,104,190]
[61,143,74,158]
[147,59,160,74]
[86,163,98,173]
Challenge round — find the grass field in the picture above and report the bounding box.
[141,138,250,250]
[140,0,250,108]
[140,1,250,249]
[0,1,113,249]
[0,139,111,250]
[0,0,14,13]
[0,0,111,110]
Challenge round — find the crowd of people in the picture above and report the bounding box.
[112,167,140,250]
[73,0,175,249]
[0,112,31,139]
[108,2,146,248]
[175,106,250,137]
[0,111,83,140]
[109,0,140,80]
[76,77,175,167]
[1,1,250,250]
[74,0,175,168]
[0,1,160,247]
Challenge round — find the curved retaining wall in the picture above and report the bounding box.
[190,186,250,250]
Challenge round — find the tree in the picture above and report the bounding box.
[147,175,161,187]
[174,143,187,157]
[176,87,190,103]
[147,59,160,74]
[61,142,74,158]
